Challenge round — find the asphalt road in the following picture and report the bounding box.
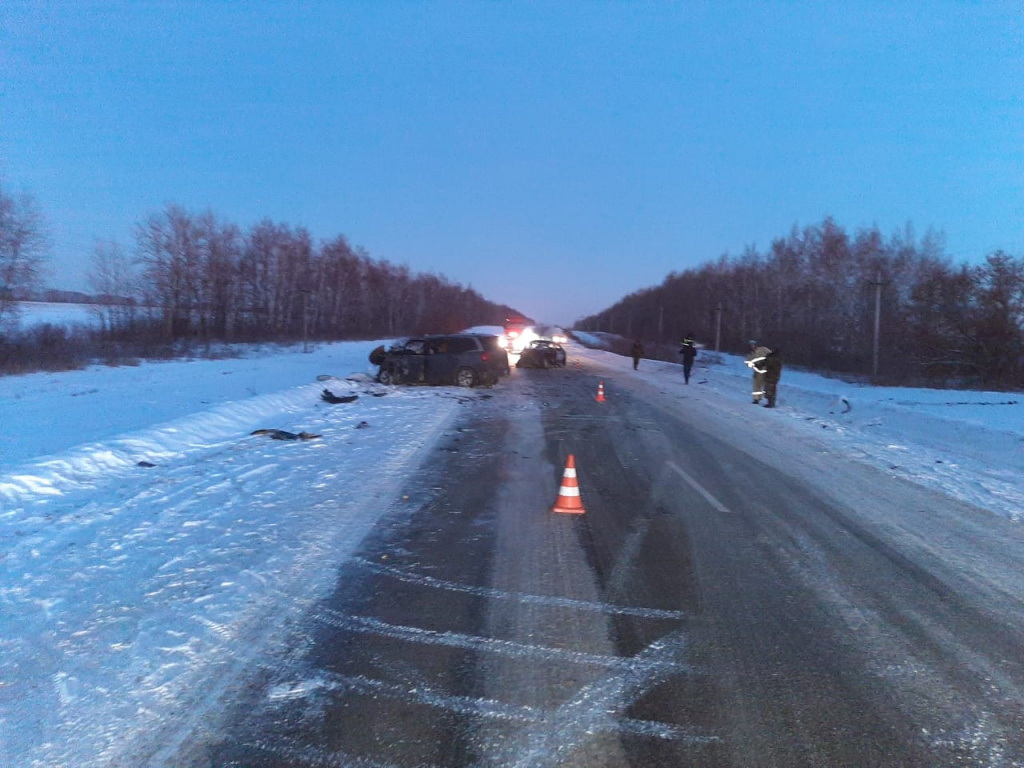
[201,355,1024,768]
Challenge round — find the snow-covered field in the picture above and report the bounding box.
[0,334,1022,766]
[11,301,102,329]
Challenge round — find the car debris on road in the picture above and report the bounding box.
[321,389,359,404]
[250,429,322,441]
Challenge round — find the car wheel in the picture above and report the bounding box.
[455,367,477,387]
[378,368,395,385]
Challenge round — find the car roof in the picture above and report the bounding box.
[399,333,499,343]
[405,333,472,341]
[421,332,496,338]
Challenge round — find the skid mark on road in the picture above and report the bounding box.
[310,608,691,675]
[245,650,713,757]
[348,556,689,621]
[604,515,658,609]
[262,663,714,745]
[603,497,661,606]
[505,630,719,768]
[605,459,713,605]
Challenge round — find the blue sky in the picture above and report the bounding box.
[2,1,1022,325]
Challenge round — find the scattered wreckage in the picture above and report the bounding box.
[321,389,358,404]
[250,428,322,441]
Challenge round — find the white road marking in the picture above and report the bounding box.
[667,461,731,514]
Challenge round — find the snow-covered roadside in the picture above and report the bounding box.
[572,333,1024,521]
[0,341,477,767]
[0,340,386,467]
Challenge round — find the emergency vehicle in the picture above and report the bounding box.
[501,314,533,353]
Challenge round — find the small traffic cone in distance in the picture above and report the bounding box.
[553,454,586,514]
[595,381,606,402]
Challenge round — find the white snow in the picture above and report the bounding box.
[11,301,102,329]
[0,335,1022,766]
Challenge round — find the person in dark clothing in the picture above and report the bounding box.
[630,340,644,370]
[763,348,783,407]
[679,335,698,384]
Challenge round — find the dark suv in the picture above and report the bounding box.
[376,334,509,387]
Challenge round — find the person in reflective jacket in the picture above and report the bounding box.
[744,340,771,404]
[763,348,782,408]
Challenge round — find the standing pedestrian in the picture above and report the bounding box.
[630,339,644,370]
[679,335,698,384]
[763,348,782,408]
[745,340,771,404]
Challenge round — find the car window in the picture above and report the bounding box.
[446,337,478,354]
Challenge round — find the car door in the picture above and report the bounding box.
[425,336,460,384]
[442,336,480,383]
[401,339,427,383]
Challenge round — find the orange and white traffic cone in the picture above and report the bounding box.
[595,381,606,402]
[552,454,586,514]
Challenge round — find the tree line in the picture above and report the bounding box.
[103,203,514,342]
[1,182,518,372]
[577,218,1024,390]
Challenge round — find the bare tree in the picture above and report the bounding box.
[971,252,1024,387]
[193,212,241,342]
[88,239,139,334]
[0,181,50,331]
[135,204,201,340]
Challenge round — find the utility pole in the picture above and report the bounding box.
[715,302,723,352]
[302,289,311,353]
[658,305,664,341]
[869,271,885,378]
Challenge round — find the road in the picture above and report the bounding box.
[198,355,1024,767]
